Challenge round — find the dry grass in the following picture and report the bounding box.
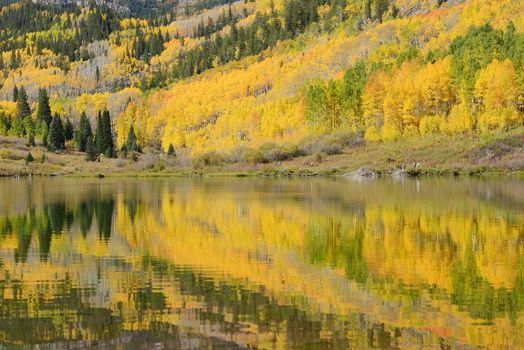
[0,129,522,177]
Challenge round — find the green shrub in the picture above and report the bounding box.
[194,151,225,167]
[0,149,24,161]
[281,144,305,159]
[241,148,267,164]
[259,143,287,162]
[228,146,250,163]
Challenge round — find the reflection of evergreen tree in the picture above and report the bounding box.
[96,199,114,241]
[37,216,53,260]
[65,209,75,231]
[14,217,32,263]
[126,195,138,223]
[76,200,94,237]
[47,203,65,234]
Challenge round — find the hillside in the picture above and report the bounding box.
[0,0,523,174]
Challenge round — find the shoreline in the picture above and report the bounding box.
[1,129,523,179]
[2,166,523,179]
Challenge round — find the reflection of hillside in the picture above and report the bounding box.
[0,177,523,348]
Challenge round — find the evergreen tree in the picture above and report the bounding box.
[0,112,11,136]
[167,143,176,157]
[12,85,18,102]
[124,125,141,153]
[14,86,30,136]
[47,114,65,151]
[9,49,18,70]
[64,118,74,141]
[95,111,104,155]
[36,88,52,127]
[85,135,96,161]
[10,116,24,137]
[75,112,92,152]
[25,152,34,164]
[23,116,35,146]
[41,121,49,148]
[102,109,114,157]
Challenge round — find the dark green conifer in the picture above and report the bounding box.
[124,125,141,153]
[64,118,74,141]
[85,135,96,161]
[12,85,18,102]
[25,152,34,164]
[167,143,176,158]
[36,88,52,127]
[75,112,92,152]
[47,114,65,151]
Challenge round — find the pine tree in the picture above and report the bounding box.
[0,112,10,136]
[11,87,30,137]
[75,112,92,152]
[95,111,104,155]
[41,122,49,148]
[12,85,18,102]
[64,118,74,141]
[25,152,34,164]
[37,88,52,127]
[47,114,65,151]
[10,49,18,70]
[23,116,35,147]
[124,125,141,153]
[167,143,176,157]
[85,135,96,161]
[102,110,114,157]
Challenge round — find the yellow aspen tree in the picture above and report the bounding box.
[416,56,456,117]
[382,61,419,140]
[362,71,390,141]
[475,59,522,132]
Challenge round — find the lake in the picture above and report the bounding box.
[0,177,523,349]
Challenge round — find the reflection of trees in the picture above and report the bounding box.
[145,257,401,350]
[0,194,118,262]
[76,200,94,237]
[0,273,122,345]
[96,199,114,241]
[302,209,523,323]
[0,178,523,347]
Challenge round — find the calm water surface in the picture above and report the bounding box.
[0,177,523,349]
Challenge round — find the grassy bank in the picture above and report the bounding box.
[1,129,523,178]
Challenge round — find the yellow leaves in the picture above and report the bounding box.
[0,101,16,117]
[475,59,518,111]
[363,70,390,129]
[1,66,66,98]
[477,108,521,134]
[73,93,110,117]
[382,61,419,139]
[415,56,455,115]
[120,18,149,30]
[364,126,381,142]
[318,3,332,18]
[475,59,522,132]
[419,115,441,135]
[444,102,475,134]
[259,97,305,141]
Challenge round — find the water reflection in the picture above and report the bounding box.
[0,177,523,349]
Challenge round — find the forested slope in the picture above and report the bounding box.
[0,0,523,166]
